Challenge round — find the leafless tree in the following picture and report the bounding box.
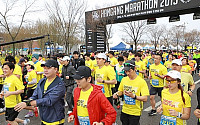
[147,25,164,50]
[161,26,173,49]
[45,0,87,54]
[0,0,37,56]
[171,25,185,51]
[121,21,146,51]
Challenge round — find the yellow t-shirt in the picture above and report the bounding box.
[27,70,37,89]
[142,58,148,66]
[77,86,93,125]
[110,57,118,66]
[44,77,56,93]
[162,53,168,61]
[85,59,94,75]
[161,89,191,125]
[34,61,44,82]
[92,60,98,77]
[164,60,172,71]
[0,67,3,84]
[150,64,168,87]
[135,61,146,78]
[59,64,63,74]
[4,75,24,108]
[106,65,116,88]
[95,65,116,97]
[128,55,135,60]
[181,72,194,93]
[13,64,22,81]
[118,76,149,116]
[181,65,191,73]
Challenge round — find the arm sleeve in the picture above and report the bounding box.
[99,93,117,124]
[189,74,194,85]
[28,78,37,85]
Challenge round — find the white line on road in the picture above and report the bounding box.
[144,79,200,112]
[143,101,161,112]
[195,79,200,84]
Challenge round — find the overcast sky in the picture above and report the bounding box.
[0,0,199,41]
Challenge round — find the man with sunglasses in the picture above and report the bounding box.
[113,60,149,125]
[14,60,66,125]
[148,54,168,116]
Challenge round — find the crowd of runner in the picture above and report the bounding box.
[0,49,200,125]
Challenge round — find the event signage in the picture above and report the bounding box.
[91,0,200,22]
[85,0,200,52]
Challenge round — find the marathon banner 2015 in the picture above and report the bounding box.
[91,0,200,22]
[85,0,200,52]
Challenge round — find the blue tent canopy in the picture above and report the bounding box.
[110,42,131,50]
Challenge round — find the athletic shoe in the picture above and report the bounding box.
[0,107,6,113]
[65,102,68,107]
[148,109,157,116]
[34,107,38,117]
[24,112,34,118]
[67,111,72,115]
[23,119,30,125]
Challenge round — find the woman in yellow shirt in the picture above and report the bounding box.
[157,70,191,125]
[181,57,192,74]
[24,61,38,118]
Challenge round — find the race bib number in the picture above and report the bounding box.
[4,85,9,92]
[78,116,90,125]
[124,95,135,105]
[160,115,176,125]
[152,79,159,86]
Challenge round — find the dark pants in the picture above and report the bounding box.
[41,123,64,125]
[120,112,140,125]
[66,85,74,111]
[0,84,4,108]
[107,96,113,106]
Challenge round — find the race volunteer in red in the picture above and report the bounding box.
[68,66,116,125]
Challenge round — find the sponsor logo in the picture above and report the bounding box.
[180,0,191,3]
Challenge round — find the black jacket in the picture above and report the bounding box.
[72,58,85,70]
[61,64,76,87]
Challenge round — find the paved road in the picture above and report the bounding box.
[0,74,200,125]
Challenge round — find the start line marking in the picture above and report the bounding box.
[144,79,200,112]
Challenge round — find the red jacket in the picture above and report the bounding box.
[70,84,117,125]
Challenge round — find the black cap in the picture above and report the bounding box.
[123,60,135,71]
[73,66,91,80]
[19,58,25,63]
[44,59,59,69]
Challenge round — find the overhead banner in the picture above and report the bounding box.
[91,0,200,21]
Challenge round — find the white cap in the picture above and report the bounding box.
[165,70,181,80]
[96,53,107,60]
[61,56,70,61]
[172,59,182,66]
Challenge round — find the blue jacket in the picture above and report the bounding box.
[30,76,66,123]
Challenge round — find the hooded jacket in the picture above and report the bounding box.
[30,76,65,123]
[61,64,76,87]
[70,84,117,125]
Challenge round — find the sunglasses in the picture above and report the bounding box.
[124,63,135,67]
[166,79,177,84]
